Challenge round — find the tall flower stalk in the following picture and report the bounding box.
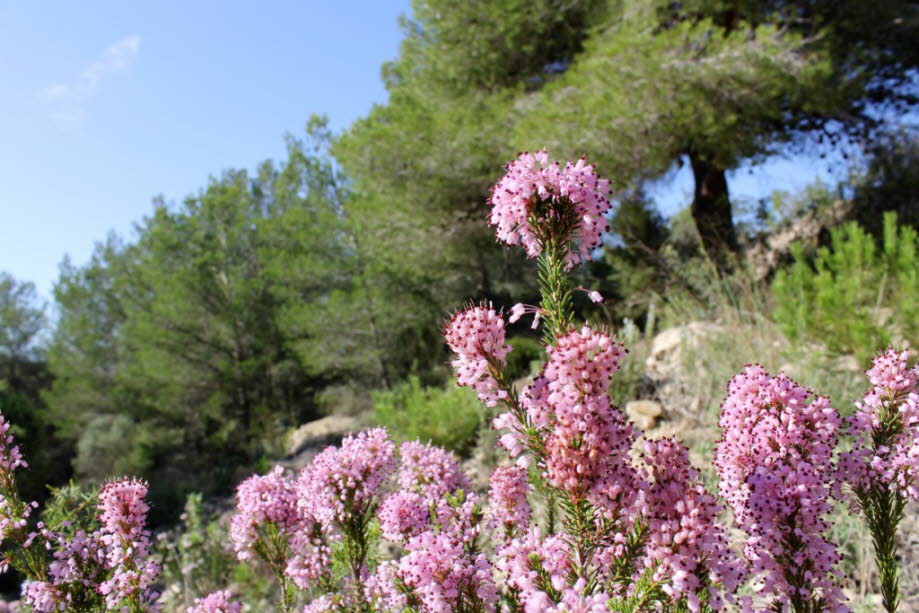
[838,349,919,612]
[715,366,846,612]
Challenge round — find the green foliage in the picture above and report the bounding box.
[512,0,917,259]
[772,213,919,360]
[332,0,607,345]
[504,336,545,381]
[602,191,672,323]
[0,272,70,505]
[0,272,46,368]
[73,415,154,481]
[40,480,101,537]
[371,377,483,455]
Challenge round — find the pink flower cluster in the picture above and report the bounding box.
[492,325,641,518]
[489,150,611,269]
[0,411,32,562]
[24,530,108,611]
[229,465,301,561]
[496,528,571,607]
[378,491,429,543]
[396,440,469,502]
[0,414,26,477]
[643,438,745,610]
[487,465,531,536]
[300,427,396,524]
[225,429,492,609]
[838,349,919,499]
[715,366,845,611]
[443,304,511,407]
[391,530,497,612]
[187,590,241,613]
[373,492,497,612]
[97,479,159,610]
[540,327,640,515]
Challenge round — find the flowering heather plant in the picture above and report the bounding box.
[643,438,745,610]
[2,151,917,612]
[10,476,160,613]
[715,366,845,612]
[838,349,919,612]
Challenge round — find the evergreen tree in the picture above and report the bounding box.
[516,0,919,263]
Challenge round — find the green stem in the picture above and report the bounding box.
[276,572,295,613]
[859,389,910,613]
[536,238,575,346]
[859,487,905,613]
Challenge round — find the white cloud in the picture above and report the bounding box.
[45,35,140,127]
[45,84,69,99]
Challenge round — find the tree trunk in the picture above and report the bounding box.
[689,152,738,268]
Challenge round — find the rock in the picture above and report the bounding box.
[625,400,663,430]
[645,327,683,379]
[745,199,853,281]
[644,322,723,382]
[285,414,358,457]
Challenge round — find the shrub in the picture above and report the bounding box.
[371,377,483,454]
[772,212,919,360]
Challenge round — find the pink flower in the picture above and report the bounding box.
[378,491,430,543]
[443,304,511,407]
[508,303,526,323]
[487,465,531,536]
[547,579,609,613]
[715,366,845,611]
[285,520,333,590]
[541,327,640,514]
[643,438,745,609]
[299,428,396,525]
[23,582,62,613]
[396,441,469,502]
[0,413,26,476]
[838,349,919,500]
[187,590,241,613]
[98,479,150,549]
[489,150,611,269]
[229,465,301,561]
[496,528,571,608]
[391,531,497,612]
[96,478,159,610]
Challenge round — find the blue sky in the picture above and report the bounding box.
[1,1,850,305]
[0,0,410,303]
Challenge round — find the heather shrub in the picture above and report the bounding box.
[1,150,918,613]
[371,376,483,454]
[773,212,919,360]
